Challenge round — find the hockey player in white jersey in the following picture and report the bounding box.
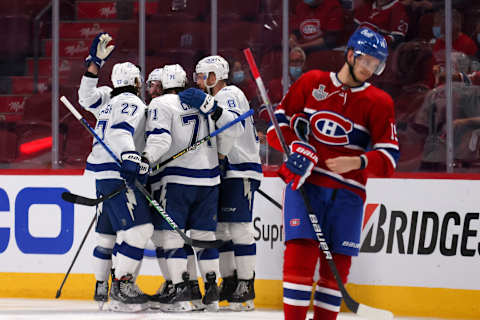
[146,67,163,102]
[193,55,262,310]
[144,64,235,312]
[78,33,152,312]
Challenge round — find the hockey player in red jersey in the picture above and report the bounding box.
[266,27,399,320]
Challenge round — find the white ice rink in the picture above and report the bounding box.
[0,299,443,320]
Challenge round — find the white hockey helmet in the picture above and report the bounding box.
[111,62,141,88]
[195,55,229,82]
[147,68,163,84]
[161,64,187,90]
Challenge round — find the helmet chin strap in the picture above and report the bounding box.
[347,58,361,85]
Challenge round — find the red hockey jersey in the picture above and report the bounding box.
[267,70,399,201]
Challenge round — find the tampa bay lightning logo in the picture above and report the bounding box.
[310,111,353,145]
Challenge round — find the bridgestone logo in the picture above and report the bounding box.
[362,204,480,257]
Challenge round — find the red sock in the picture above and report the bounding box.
[313,253,351,320]
[283,239,319,320]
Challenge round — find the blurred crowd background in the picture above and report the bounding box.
[0,0,479,173]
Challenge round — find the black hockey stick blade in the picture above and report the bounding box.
[61,185,126,206]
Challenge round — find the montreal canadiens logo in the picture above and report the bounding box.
[300,19,321,39]
[310,111,353,145]
[290,219,300,227]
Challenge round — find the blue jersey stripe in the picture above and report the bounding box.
[227,162,262,173]
[86,162,119,172]
[150,166,220,183]
[146,128,171,137]
[89,96,102,109]
[111,121,135,135]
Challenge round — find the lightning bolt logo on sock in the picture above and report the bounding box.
[125,187,137,222]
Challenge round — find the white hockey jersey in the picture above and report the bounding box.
[78,76,147,179]
[215,85,262,181]
[144,93,220,187]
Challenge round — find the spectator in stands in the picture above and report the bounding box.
[431,9,478,58]
[230,59,258,104]
[266,47,307,109]
[354,0,409,49]
[289,0,345,53]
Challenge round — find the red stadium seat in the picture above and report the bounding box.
[147,21,210,53]
[0,15,32,59]
[0,128,18,163]
[219,22,264,50]
[260,49,283,82]
[156,0,209,21]
[305,50,345,72]
[218,0,261,21]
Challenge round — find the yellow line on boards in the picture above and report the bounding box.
[0,273,479,318]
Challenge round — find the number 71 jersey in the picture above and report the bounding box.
[144,93,220,187]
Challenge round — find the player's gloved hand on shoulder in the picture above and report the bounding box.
[138,156,150,185]
[290,113,310,142]
[120,151,141,188]
[178,88,218,115]
[85,32,115,68]
[278,141,318,190]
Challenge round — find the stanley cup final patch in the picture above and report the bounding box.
[312,84,328,101]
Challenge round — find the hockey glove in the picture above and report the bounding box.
[85,32,115,68]
[138,156,150,185]
[120,151,141,188]
[278,141,318,190]
[178,88,218,115]
[290,113,310,142]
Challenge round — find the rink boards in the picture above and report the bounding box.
[0,174,479,318]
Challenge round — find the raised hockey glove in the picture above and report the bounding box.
[138,156,150,185]
[278,141,318,190]
[178,88,218,115]
[85,32,115,68]
[120,151,141,188]
[290,113,310,142]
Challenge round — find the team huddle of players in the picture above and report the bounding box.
[78,33,261,313]
[77,24,399,320]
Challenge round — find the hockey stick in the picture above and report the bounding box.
[60,96,222,249]
[62,109,254,207]
[257,188,282,210]
[152,109,254,174]
[55,212,97,298]
[61,184,127,206]
[243,48,394,320]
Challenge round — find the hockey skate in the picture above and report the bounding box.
[219,271,238,302]
[229,277,255,311]
[93,280,109,311]
[108,274,149,312]
[149,280,173,309]
[160,272,193,312]
[190,279,206,311]
[202,271,220,312]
